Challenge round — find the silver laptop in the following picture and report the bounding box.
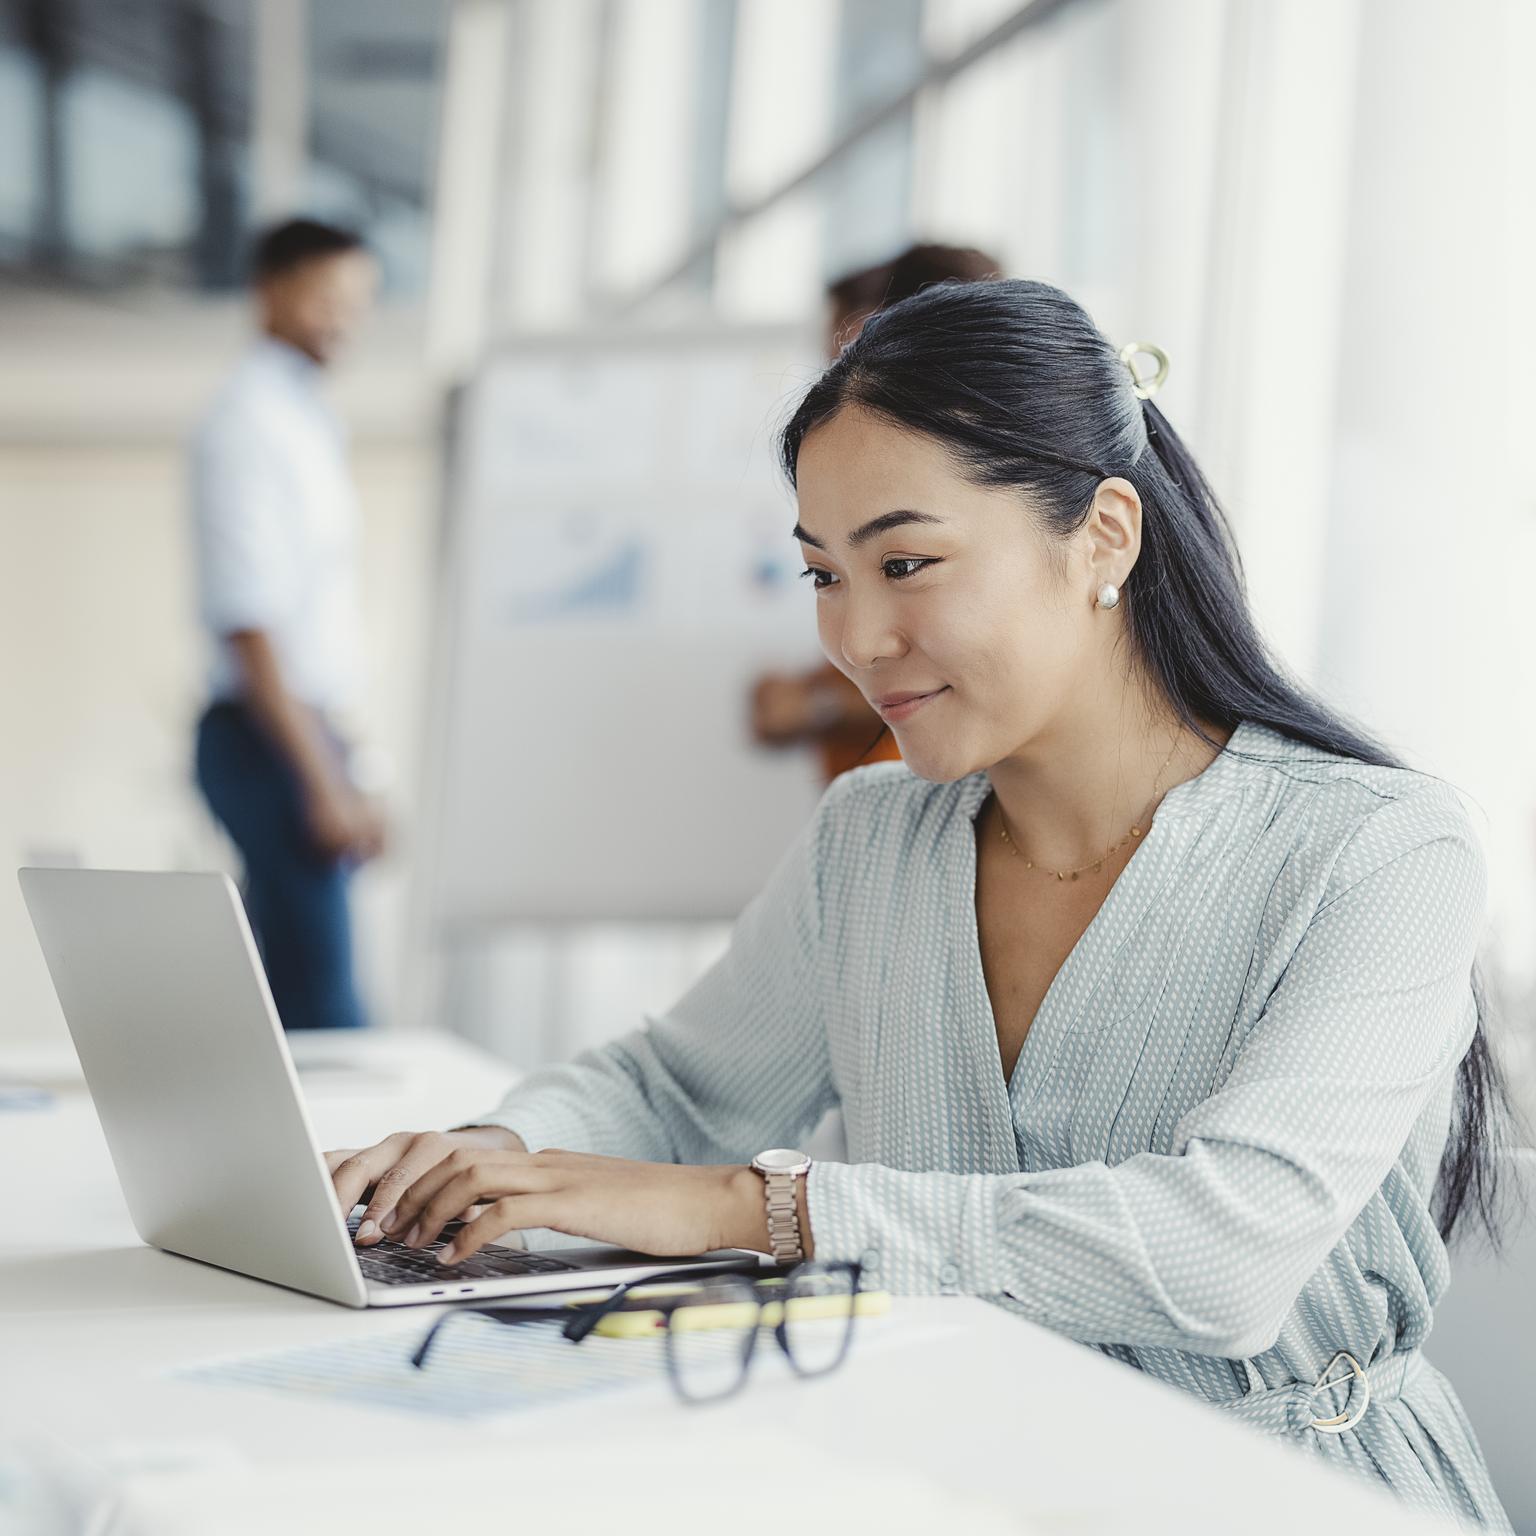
[18,867,766,1308]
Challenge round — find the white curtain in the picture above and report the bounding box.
[1192,0,1536,1114]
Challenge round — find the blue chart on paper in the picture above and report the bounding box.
[174,1318,708,1422]
[505,538,645,624]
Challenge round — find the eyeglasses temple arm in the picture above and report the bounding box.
[410,1314,451,1370]
[563,1281,641,1342]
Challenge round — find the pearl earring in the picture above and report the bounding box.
[1096,582,1121,610]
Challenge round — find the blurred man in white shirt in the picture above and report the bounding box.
[189,218,384,1031]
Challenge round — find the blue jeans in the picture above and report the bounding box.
[195,702,368,1031]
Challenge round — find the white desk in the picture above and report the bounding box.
[0,1030,1452,1535]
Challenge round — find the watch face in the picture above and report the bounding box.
[754,1148,810,1174]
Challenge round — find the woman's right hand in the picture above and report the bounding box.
[325,1126,527,1245]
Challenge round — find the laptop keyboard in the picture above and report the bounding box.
[347,1214,578,1287]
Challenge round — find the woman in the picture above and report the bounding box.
[331,280,1511,1530]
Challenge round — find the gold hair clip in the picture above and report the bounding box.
[1118,341,1170,400]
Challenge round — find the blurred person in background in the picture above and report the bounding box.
[751,242,1002,783]
[189,218,385,1031]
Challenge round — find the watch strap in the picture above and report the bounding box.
[762,1168,806,1265]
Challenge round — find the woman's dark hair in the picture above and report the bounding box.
[779,276,1513,1247]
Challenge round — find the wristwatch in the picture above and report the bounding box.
[750,1148,813,1265]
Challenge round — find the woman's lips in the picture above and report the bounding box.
[874,687,949,722]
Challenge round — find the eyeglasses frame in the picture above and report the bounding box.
[409,1258,863,1405]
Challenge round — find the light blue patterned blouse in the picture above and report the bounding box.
[476,721,1510,1531]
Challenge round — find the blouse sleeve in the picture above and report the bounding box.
[807,784,1487,1360]
[461,779,845,1166]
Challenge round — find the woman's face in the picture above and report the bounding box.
[793,403,1138,782]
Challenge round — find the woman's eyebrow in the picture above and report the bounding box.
[792,509,947,551]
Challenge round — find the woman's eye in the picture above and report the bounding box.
[799,559,935,588]
[883,557,936,581]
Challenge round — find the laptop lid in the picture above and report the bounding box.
[19,867,369,1307]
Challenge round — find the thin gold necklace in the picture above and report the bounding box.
[997,732,1182,882]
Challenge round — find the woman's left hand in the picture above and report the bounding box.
[379,1147,767,1264]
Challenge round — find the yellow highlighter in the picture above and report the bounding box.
[586,1283,891,1339]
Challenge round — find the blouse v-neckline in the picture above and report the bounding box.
[952,722,1259,1134]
